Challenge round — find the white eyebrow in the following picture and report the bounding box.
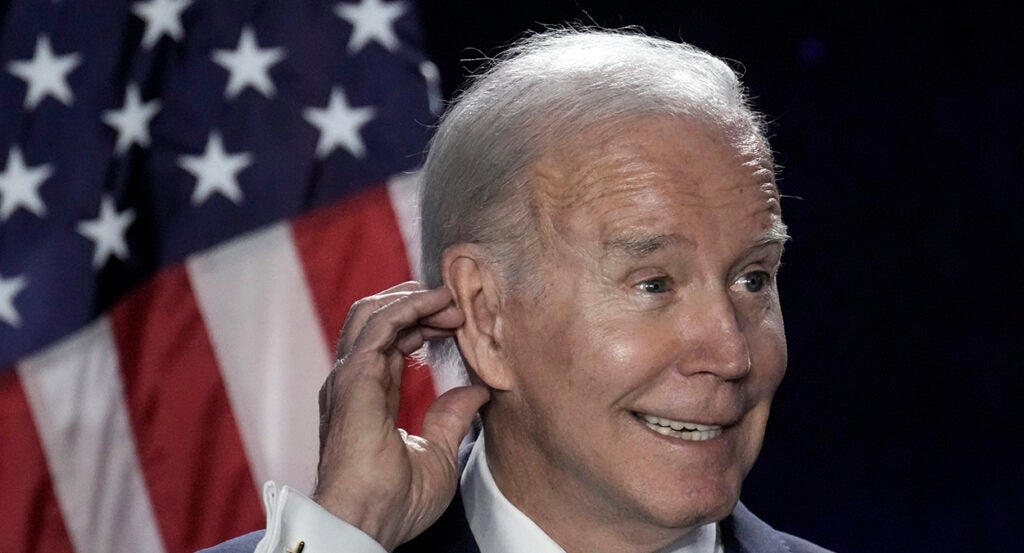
[756,218,791,247]
[602,233,682,258]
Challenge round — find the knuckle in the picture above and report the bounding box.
[344,298,369,320]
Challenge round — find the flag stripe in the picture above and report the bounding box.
[291,183,416,353]
[387,172,424,283]
[292,184,438,433]
[110,265,264,553]
[18,319,166,553]
[2,2,441,547]
[187,222,331,495]
[0,369,75,553]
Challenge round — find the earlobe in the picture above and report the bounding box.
[442,246,514,391]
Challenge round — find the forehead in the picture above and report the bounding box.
[529,116,783,246]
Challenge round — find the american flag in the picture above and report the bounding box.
[0,1,453,551]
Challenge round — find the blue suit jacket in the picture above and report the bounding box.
[200,437,831,553]
[200,495,828,553]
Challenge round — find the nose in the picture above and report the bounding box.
[674,286,752,381]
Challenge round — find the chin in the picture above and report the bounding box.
[632,476,743,530]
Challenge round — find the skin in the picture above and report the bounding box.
[313,283,489,552]
[454,115,789,552]
[314,115,788,553]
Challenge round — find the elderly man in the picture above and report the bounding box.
[205,29,830,553]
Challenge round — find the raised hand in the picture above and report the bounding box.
[311,282,490,551]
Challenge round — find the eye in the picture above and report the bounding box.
[637,277,671,294]
[734,271,771,293]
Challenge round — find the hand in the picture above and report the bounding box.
[312,282,490,551]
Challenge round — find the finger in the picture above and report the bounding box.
[418,300,465,330]
[420,385,491,458]
[393,326,456,357]
[336,282,428,355]
[353,288,457,358]
[320,353,406,461]
[389,299,464,355]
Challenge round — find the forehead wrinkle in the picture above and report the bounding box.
[528,116,785,257]
[532,149,660,212]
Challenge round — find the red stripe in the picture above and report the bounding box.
[109,266,264,553]
[0,368,75,552]
[293,186,437,434]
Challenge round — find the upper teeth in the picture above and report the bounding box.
[641,414,718,431]
[639,413,722,440]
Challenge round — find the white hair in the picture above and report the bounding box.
[419,28,771,380]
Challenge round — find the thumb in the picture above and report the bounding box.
[420,385,490,457]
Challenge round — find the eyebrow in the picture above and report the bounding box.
[602,233,681,258]
[756,219,792,249]
[602,222,791,260]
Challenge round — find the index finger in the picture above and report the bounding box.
[351,286,461,359]
[336,282,427,356]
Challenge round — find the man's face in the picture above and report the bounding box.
[489,116,788,537]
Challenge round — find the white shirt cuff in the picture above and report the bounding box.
[255,481,387,553]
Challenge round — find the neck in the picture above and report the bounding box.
[482,415,700,553]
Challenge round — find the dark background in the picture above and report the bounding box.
[418,3,1022,551]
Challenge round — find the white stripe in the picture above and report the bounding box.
[18,318,166,553]
[387,171,423,282]
[187,223,331,495]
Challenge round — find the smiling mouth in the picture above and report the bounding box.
[634,412,723,441]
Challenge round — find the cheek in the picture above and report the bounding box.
[743,298,787,384]
[601,324,672,372]
[757,315,787,387]
[516,314,646,414]
[577,316,680,394]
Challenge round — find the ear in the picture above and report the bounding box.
[442,245,515,391]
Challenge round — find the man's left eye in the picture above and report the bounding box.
[735,271,770,293]
[637,277,671,294]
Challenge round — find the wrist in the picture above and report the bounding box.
[313,486,401,551]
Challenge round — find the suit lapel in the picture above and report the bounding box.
[721,502,788,553]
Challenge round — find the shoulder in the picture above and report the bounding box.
[723,503,833,553]
[196,530,265,553]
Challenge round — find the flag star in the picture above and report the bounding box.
[177,132,253,205]
[0,273,28,328]
[419,60,443,115]
[334,0,407,53]
[131,0,194,50]
[102,84,162,155]
[5,35,82,110]
[303,87,376,158]
[0,146,53,221]
[76,195,136,269]
[211,26,286,99]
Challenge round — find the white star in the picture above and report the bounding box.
[419,60,443,115]
[76,195,136,269]
[334,0,407,53]
[0,146,53,221]
[211,26,286,99]
[131,0,194,50]
[303,87,376,158]
[177,132,253,205]
[0,273,28,328]
[102,84,162,155]
[6,35,82,110]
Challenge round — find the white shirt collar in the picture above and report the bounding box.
[460,433,722,553]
